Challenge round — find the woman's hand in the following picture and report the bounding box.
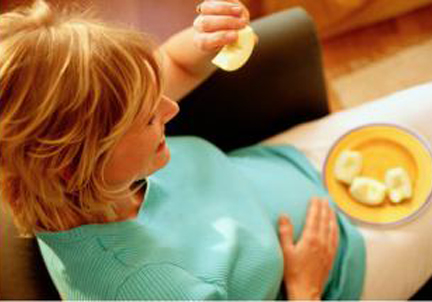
[278,197,340,300]
[193,0,251,52]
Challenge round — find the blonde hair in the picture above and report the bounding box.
[0,0,163,236]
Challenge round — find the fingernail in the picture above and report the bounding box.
[232,6,242,14]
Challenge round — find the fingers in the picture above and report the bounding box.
[195,0,249,33]
[304,197,339,255]
[200,0,250,19]
[198,1,243,16]
[319,198,331,242]
[194,1,249,52]
[193,30,238,51]
[194,15,247,33]
[305,197,321,233]
[329,205,340,256]
[204,0,242,3]
[278,214,294,253]
[319,198,339,256]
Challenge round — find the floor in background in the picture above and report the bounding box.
[322,4,432,109]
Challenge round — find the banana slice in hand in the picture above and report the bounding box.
[212,26,256,72]
[350,177,387,206]
[334,150,363,185]
[385,167,413,203]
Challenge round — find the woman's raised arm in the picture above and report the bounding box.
[159,0,251,102]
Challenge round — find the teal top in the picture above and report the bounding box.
[37,136,365,300]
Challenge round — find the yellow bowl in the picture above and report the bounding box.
[324,124,432,225]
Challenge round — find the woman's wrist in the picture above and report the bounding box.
[288,285,321,300]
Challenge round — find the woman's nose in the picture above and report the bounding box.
[162,96,180,123]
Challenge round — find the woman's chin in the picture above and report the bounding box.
[154,144,171,171]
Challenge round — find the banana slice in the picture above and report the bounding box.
[350,177,387,206]
[212,26,256,71]
[334,150,363,185]
[385,167,413,203]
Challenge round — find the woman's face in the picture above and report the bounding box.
[104,95,179,187]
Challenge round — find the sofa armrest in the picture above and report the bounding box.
[167,8,329,151]
[0,206,60,300]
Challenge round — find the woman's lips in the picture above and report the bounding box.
[157,138,166,153]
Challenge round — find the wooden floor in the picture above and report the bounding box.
[321,4,432,109]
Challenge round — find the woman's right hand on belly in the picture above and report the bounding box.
[278,197,339,300]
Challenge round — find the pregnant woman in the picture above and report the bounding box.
[1,0,431,300]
